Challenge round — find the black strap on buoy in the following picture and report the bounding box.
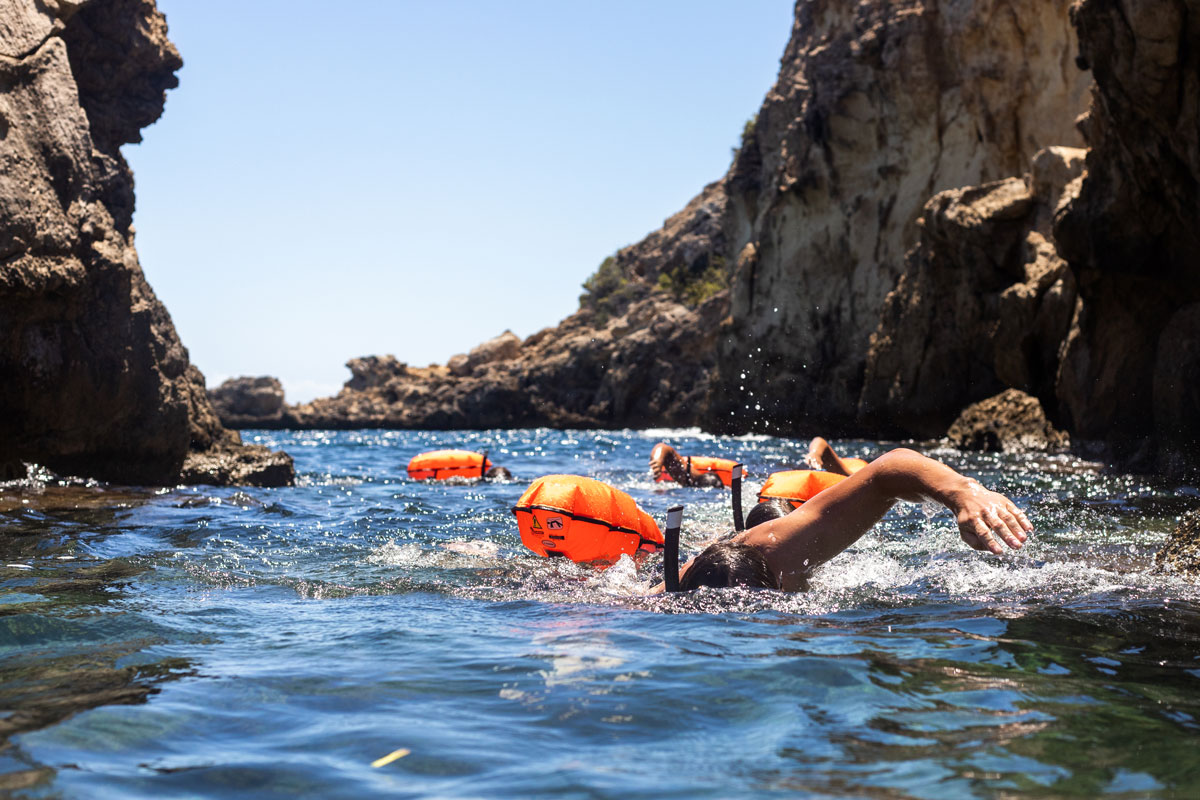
[732,463,745,532]
[479,450,489,479]
[663,505,684,593]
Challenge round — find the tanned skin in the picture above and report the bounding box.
[654,448,1032,593]
[649,443,723,487]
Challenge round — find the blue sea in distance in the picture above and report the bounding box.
[3,428,1200,798]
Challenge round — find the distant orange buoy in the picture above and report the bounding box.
[757,470,847,509]
[407,450,491,481]
[513,475,663,566]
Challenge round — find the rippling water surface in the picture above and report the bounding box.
[3,429,1200,798]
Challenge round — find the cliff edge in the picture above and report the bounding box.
[0,0,292,486]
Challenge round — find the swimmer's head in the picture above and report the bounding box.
[485,466,513,481]
[678,541,780,591]
[744,498,793,528]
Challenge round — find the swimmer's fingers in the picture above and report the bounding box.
[958,511,1004,554]
[983,506,1025,550]
[1010,504,1034,533]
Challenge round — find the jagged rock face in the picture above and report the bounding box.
[275,293,726,430]
[858,147,1085,436]
[0,0,292,486]
[1053,0,1200,472]
[945,389,1069,453]
[712,0,1089,434]
[447,330,522,378]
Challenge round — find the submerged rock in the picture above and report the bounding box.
[0,0,292,486]
[179,433,295,487]
[1155,510,1200,579]
[946,389,1069,453]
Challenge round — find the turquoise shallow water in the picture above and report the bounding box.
[3,428,1200,798]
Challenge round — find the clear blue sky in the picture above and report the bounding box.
[126,1,795,403]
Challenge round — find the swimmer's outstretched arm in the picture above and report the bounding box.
[736,448,1032,592]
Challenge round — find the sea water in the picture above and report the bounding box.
[2,428,1200,798]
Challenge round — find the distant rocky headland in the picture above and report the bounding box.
[0,0,292,486]
[214,0,1198,479]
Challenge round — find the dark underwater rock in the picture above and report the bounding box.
[1155,509,1200,579]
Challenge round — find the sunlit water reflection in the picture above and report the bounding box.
[2,429,1199,798]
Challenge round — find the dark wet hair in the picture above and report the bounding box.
[744,498,793,529]
[678,542,780,591]
[690,472,725,489]
[485,466,513,481]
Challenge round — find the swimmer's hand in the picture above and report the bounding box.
[949,481,1032,554]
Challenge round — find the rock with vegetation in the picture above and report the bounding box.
[0,0,292,486]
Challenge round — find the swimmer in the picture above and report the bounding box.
[649,443,732,488]
[657,448,1032,592]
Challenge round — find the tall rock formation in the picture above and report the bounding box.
[858,146,1085,437]
[859,0,1200,475]
[1054,0,1200,472]
[712,0,1088,434]
[0,0,292,486]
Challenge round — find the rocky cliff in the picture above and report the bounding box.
[0,0,292,486]
[223,0,1198,478]
[859,0,1200,475]
[712,0,1088,434]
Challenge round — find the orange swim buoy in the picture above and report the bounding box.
[513,475,664,566]
[655,456,740,487]
[842,457,869,474]
[407,449,492,481]
[757,470,848,509]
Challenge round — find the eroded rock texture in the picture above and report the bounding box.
[0,0,292,486]
[859,146,1085,437]
[1054,0,1200,473]
[946,389,1069,453]
[711,0,1088,434]
[860,0,1200,474]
